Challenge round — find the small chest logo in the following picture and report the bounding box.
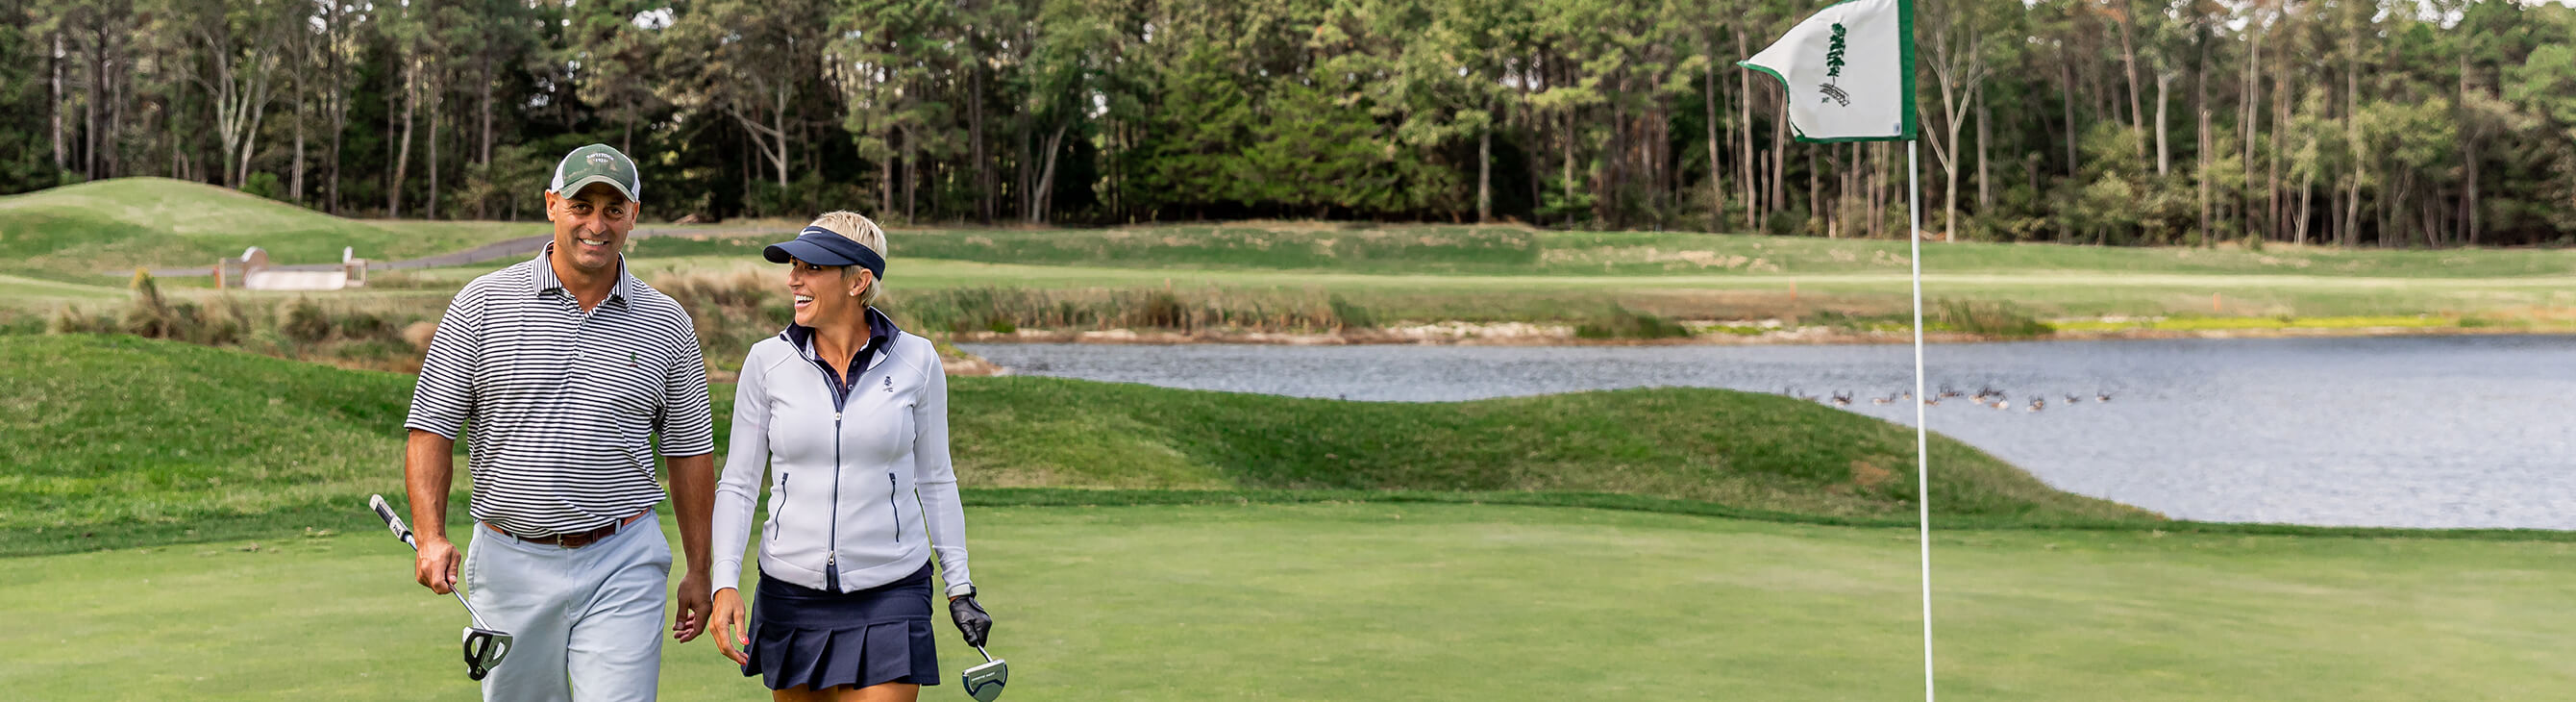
[882,376,895,392]
[627,351,639,368]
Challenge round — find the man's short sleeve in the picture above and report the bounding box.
[405,288,483,439]
[655,315,716,457]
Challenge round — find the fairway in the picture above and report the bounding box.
[0,178,546,282]
[6,503,2572,701]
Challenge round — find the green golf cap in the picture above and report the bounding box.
[549,143,642,202]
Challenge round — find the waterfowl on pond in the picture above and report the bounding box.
[1830,391,1853,406]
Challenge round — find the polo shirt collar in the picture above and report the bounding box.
[529,241,637,306]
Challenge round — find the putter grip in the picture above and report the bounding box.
[369,494,413,544]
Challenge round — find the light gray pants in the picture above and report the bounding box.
[463,512,672,702]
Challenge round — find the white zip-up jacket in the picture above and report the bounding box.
[711,311,973,597]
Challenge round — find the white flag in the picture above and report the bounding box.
[1739,0,1917,142]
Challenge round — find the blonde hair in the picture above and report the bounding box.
[808,211,887,307]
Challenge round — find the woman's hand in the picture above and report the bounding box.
[949,594,992,647]
[710,588,750,665]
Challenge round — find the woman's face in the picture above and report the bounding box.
[785,257,870,327]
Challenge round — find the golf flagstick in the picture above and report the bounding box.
[1907,138,1935,702]
[369,494,514,681]
[1736,0,1931,698]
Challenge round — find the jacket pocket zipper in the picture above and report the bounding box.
[888,472,902,542]
[770,472,788,540]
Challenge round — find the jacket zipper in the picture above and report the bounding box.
[803,352,852,593]
[888,472,902,542]
[828,409,842,591]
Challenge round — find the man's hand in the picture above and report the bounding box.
[414,536,461,594]
[949,594,992,647]
[672,571,713,641]
[404,430,458,593]
[709,588,750,665]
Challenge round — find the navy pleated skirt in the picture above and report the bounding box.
[742,560,941,690]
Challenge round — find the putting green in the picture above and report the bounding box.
[6,503,2573,700]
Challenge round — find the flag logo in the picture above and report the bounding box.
[1820,24,1851,107]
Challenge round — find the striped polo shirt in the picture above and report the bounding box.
[405,244,716,538]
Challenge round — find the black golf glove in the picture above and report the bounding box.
[949,594,992,647]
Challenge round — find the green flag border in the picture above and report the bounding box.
[1735,0,1918,143]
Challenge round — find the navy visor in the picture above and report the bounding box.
[763,226,886,280]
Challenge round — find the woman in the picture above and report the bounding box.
[708,211,993,701]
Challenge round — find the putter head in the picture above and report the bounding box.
[461,627,513,681]
[960,657,1007,701]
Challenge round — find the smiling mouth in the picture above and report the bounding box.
[793,293,814,310]
[578,237,611,248]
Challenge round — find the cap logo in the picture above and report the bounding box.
[586,153,615,166]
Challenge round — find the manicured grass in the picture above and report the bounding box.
[0,177,545,281]
[0,271,121,301]
[0,334,2148,557]
[5,503,2572,701]
[2051,314,2462,333]
[8,178,2571,324]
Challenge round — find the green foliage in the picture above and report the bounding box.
[1934,299,2052,338]
[1573,307,1695,339]
[280,298,333,344]
[1327,294,1375,329]
[237,172,285,202]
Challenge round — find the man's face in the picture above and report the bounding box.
[546,184,637,273]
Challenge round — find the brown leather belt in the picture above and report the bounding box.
[485,510,650,548]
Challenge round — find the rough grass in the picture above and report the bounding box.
[0,334,2154,556]
[627,223,2576,278]
[592,255,2576,325]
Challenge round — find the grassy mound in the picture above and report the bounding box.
[1,334,2149,555]
[0,177,535,279]
[928,375,2136,524]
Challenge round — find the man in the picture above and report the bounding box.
[403,143,717,701]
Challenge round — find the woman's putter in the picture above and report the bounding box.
[369,495,514,681]
[961,646,1008,701]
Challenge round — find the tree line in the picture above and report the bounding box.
[4,0,2573,247]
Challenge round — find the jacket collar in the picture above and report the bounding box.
[781,306,901,364]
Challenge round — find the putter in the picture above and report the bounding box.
[369,494,514,681]
[960,646,1008,701]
